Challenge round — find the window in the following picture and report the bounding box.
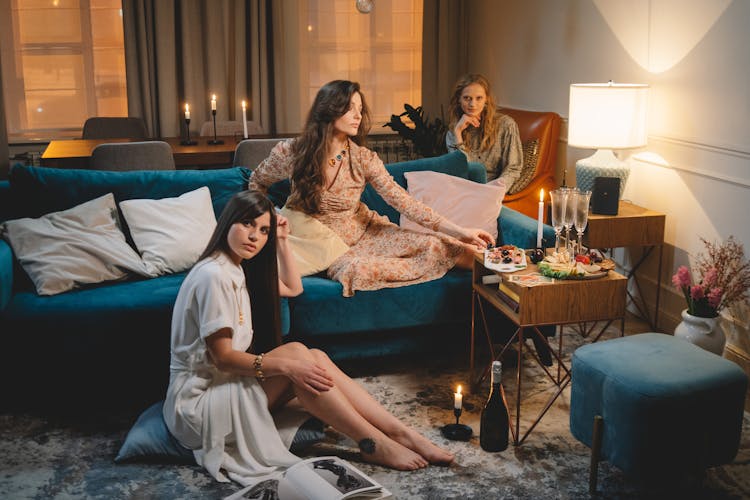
[0,0,127,141]
[303,0,422,130]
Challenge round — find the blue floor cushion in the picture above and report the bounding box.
[115,400,325,464]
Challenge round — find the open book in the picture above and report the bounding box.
[225,456,392,500]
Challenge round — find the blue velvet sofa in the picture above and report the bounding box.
[0,151,554,411]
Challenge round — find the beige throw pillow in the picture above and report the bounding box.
[1,193,147,295]
[119,186,217,276]
[400,170,505,240]
[280,207,349,277]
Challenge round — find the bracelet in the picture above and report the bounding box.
[253,353,265,381]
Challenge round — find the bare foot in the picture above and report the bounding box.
[361,436,429,471]
[391,428,455,465]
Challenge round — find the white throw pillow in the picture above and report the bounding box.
[1,193,148,296]
[400,171,505,240]
[279,206,350,277]
[119,186,217,276]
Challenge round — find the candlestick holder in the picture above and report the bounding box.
[207,109,224,145]
[180,117,197,146]
[440,408,473,441]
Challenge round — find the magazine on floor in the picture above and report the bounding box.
[225,456,392,500]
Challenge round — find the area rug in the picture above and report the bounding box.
[1,327,749,499]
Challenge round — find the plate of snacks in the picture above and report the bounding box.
[484,245,527,273]
[537,251,615,280]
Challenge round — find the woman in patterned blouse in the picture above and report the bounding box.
[249,80,494,297]
[446,73,523,190]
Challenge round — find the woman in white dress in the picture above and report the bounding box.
[164,190,453,485]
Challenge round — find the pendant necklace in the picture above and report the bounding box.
[234,283,245,325]
[328,141,350,167]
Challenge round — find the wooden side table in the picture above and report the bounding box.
[583,201,666,330]
[470,253,627,445]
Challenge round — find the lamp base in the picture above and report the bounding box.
[440,423,473,441]
[207,139,225,145]
[180,139,198,146]
[575,149,630,198]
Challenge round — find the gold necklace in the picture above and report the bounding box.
[328,141,350,167]
[234,283,245,325]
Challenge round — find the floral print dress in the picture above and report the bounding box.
[248,140,464,297]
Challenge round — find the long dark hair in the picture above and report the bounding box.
[198,190,282,354]
[288,80,371,214]
[448,73,499,153]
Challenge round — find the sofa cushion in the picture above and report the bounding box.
[1,193,147,295]
[400,170,505,240]
[360,151,469,224]
[290,269,471,337]
[119,187,217,276]
[8,165,251,220]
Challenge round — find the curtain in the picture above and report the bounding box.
[123,0,273,138]
[421,0,467,121]
[0,51,8,179]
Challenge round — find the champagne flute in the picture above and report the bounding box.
[574,190,592,256]
[562,188,578,256]
[549,188,568,255]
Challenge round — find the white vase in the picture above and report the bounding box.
[674,309,725,355]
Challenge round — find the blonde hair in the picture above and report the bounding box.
[448,74,499,153]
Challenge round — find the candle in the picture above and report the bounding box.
[241,100,248,139]
[211,94,217,111]
[537,188,544,248]
[184,103,190,121]
[454,385,463,410]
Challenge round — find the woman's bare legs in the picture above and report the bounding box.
[261,342,429,471]
[308,349,453,464]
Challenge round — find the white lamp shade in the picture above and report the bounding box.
[568,83,649,149]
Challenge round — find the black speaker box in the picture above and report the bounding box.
[591,177,620,215]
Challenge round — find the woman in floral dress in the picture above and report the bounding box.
[249,80,494,297]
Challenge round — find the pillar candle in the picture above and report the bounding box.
[211,94,217,111]
[241,100,248,139]
[537,189,544,248]
[184,103,190,120]
[454,385,463,410]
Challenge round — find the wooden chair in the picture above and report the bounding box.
[82,117,148,140]
[498,107,561,222]
[90,141,175,171]
[199,120,262,138]
[233,138,283,170]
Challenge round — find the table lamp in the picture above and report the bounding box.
[568,82,649,197]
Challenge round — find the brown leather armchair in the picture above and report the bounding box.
[498,107,561,222]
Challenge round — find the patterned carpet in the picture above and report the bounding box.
[1,324,749,500]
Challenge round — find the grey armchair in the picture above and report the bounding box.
[90,141,176,171]
[82,117,148,140]
[233,138,283,170]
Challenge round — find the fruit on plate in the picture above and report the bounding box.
[487,245,524,265]
[538,252,612,279]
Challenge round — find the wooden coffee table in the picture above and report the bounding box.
[470,252,627,445]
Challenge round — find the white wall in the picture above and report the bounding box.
[466,0,750,359]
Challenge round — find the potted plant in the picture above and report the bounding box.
[672,236,750,354]
[383,104,448,158]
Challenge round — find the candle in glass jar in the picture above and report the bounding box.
[537,188,544,248]
[241,100,248,139]
[184,103,190,120]
[211,94,217,111]
[454,385,463,410]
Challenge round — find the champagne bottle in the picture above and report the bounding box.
[480,360,510,452]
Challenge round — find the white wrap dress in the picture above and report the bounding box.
[163,252,301,484]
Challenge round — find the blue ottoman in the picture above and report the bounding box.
[570,333,747,490]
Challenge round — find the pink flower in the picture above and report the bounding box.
[690,285,705,300]
[672,266,691,288]
[708,287,723,309]
[703,267,718,288]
